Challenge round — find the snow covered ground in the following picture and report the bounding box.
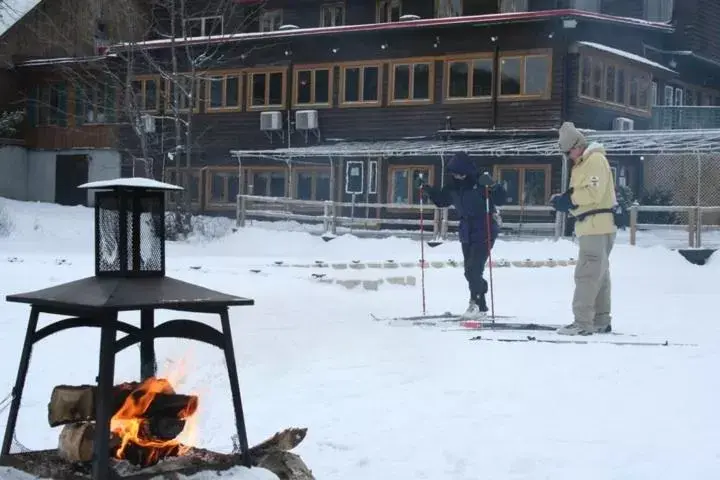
[1,197,720,479]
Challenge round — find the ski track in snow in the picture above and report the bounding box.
[1,198,720,479]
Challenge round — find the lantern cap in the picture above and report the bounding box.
[78,177,183,191]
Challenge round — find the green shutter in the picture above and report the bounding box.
[57,83,67,127]
[104,84,116,123]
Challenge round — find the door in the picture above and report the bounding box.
[55,154,89,206]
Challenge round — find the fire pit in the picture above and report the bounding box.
[0,179,314,479]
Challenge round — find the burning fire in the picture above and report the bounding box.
[110,376,198,466]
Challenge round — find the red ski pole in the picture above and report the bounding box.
[485,185,495,323]
[419,179,427,316]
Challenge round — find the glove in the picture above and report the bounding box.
[550,188,577,213]
[415,175,427,190]
[477,172,493,187]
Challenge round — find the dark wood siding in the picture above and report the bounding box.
[672,0,720,62]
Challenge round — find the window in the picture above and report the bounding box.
[75,82,117,125]
[446,56,493,100]
[248,70,286,109]
[295,169,331,200]
[495,166,550,207]
[499,0,527,12]
[578,54,652,112]
[28,82,69,127]
[435,0,462,17]
[651,81,658,106]
[207,169,240,205]
[321,3,345,26]
[131,77,160,112]
[663,85,674,105]
[673,87,683,105]
[389,166,432,205]
[294,67,332,106]
[205,72,242,111]
[573,0,600,11]
[165,168,202,204]
[340,64,381,106]
[499,54,551,97]
[248,169,287,197]
[368,160,378,194]
[390,60,433,104]
[644,0,673,22]
[377,0,401,22]
[184,16,223,37]
[166,75,201,112]
[260,9,283,32]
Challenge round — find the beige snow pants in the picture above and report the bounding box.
[572,232,616,330]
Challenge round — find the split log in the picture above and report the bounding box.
[48,382,197,427]
[57,423,121,463]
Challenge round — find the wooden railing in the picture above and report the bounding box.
[629,204,720,248]
[236,194,561,240]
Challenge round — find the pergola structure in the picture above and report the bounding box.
[229,128,720,160]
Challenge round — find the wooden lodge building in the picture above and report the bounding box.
[1,0,720,229]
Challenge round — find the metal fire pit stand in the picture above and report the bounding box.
[0,179,256,480]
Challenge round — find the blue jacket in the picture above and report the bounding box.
[423,154,507,244]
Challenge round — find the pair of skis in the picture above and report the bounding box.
[371,312,693,347]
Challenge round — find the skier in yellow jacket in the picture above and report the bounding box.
[550,122,618,336]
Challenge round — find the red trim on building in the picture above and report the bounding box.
[109,9,673,53]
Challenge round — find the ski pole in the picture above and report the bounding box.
[419,176,427,316]
[484,185,495,323]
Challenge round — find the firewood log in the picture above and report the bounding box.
[57,423,121,463]
[48,383,197,427]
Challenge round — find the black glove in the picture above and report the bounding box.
[550,188,577,213]
[415,175,427,190]
[477,172,493,187]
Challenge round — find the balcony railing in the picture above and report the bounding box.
[651,106,720,130]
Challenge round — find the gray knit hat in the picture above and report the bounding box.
[558,122,586,152]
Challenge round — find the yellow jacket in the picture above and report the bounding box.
[569,142,617,237]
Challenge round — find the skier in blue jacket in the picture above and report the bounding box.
[418,152,507,318]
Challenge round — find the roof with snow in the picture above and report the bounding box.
[230,129,720,158]
[109,9,673,52]
[0,0,41,37]
[576,41,677,74]
[78,178,183,191]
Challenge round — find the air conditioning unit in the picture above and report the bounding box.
[260,111,282,131]
[612,117,634,131]
[295,110,318,130]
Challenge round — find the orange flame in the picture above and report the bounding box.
[110,376,198,466]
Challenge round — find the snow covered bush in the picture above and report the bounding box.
[164,211,235,242]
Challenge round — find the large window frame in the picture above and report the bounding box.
[293,64,334,108]
[389,57,435,105]
[244,166,288,197]
[320,2,345,26]
[165,74,202,114]
[259,9,283,32]
[339,62,383,107]
[435,0,462,17]
[184,16,223,37]
[497,52,552,99]
[493,164,552,208]
[247,68,287,110]
[27,82,70,127]
[131,75,160,113]
[164,167,203,207]
[444,53,495,102]
[387,165,434,206]
[74,81,117,125]
[293,167,332,201]
[578,52,653,114]
[376,0,402,22]
[205,70,243,112]
[205,167,241,209]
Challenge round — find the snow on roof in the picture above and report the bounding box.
[109,9,673,52]
[230,129,720,158]
[0,0,41,37]
[78,178,184,191]
[577,41,676,74]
